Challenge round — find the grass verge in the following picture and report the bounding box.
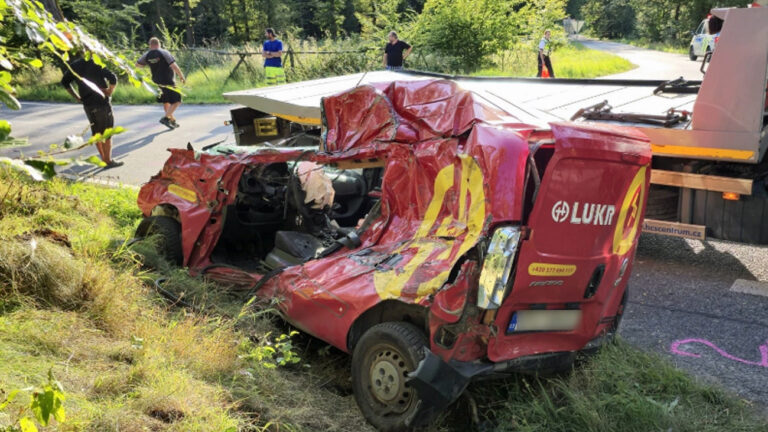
[0,167,766,431]
[611,37,689,55]
[474,42,635,78]
[15,64,263,105]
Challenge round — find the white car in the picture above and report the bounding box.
[689,18,719,61]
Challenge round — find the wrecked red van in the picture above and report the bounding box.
[136,80,651,430]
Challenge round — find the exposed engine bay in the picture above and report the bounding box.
[211,160,378,271]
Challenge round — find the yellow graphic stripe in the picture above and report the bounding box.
[374,154,487,301]
[613,166,646,255]
[168,184,198,203]
[651,144,754,161]
[270,112,323,126]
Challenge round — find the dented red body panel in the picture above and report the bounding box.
[138,79,651,367]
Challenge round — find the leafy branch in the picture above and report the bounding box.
[0,369,67,432]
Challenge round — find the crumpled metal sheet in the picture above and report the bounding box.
[259,81,534,350]
[322,80,524,152]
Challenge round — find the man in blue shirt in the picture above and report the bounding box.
[262,28,286,86]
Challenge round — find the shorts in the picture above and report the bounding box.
[84,104,114,136]
[265,66,286,86]
[158,86,182,104]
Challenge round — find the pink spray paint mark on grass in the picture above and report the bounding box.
[670,338,768,368]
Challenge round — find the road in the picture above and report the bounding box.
[0,102,236,185]
[2,41,768,412]
[578,38,705,80]
[627,235,768,413]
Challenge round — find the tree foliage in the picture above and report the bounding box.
[577,0,749,43]
[413,0,539,72]
[580,0,635,39]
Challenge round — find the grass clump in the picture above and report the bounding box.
[459,341,765,432]
[475,42,635,78]
[14,40,633,105]
[0,168,371,431]
[612,37,689,55]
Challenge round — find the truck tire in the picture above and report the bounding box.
[692,184,768,244]
[135,216,183,266]
[645,186,678,221]
[351,322,427,432]
[689,46,697,61]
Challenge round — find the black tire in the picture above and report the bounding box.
[351,322,428,432]
[689,46,697,61]
[135,216,183,266]
[645,186,679,221]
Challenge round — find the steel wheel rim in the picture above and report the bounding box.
[367,344,414,414]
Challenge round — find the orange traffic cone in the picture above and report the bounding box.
[541,67,550,78]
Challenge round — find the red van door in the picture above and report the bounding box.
[487,122,651,362]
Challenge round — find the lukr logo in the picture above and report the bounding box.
[551,200,616,226]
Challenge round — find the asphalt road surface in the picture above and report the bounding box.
[626,235,768,413]
[579,38,706,80]
[2,42,768,413]
[0,101,236,185]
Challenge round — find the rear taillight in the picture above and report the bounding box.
[477,226,522,309]
[714,36,719,44]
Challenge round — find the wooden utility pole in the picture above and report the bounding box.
[184,0,194,46]
[40,0,65,21]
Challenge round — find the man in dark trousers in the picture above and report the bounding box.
[136,37,186,129]
[537,30,555,78]
[383,31,412,71]
[61,56,122,168]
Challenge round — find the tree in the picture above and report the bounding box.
[581,0,635,39]
[412,0,538,72]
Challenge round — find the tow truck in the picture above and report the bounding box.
[224,4,768,244]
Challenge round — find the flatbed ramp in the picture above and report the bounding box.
[224,70,699,130]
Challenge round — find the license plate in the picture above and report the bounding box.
[507,310,582,333]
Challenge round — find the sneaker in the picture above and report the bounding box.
[159,116,174,129]
[103,160,124,169]
[169,119,180,129]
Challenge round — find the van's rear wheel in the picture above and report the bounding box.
[351,322,427,432]
[689,46,697,61]
[135,216,183,266]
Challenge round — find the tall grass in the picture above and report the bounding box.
[15,38,380,105]
[613,37,689,55]
[474,41,635,78]
[14,40,633,105]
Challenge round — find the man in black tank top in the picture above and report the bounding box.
[137,37,186,129]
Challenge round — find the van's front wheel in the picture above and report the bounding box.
[689,46,698,61]
[135,216,183,266]
[351,322,427,432]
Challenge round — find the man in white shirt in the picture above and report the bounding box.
[537,30,555,78]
